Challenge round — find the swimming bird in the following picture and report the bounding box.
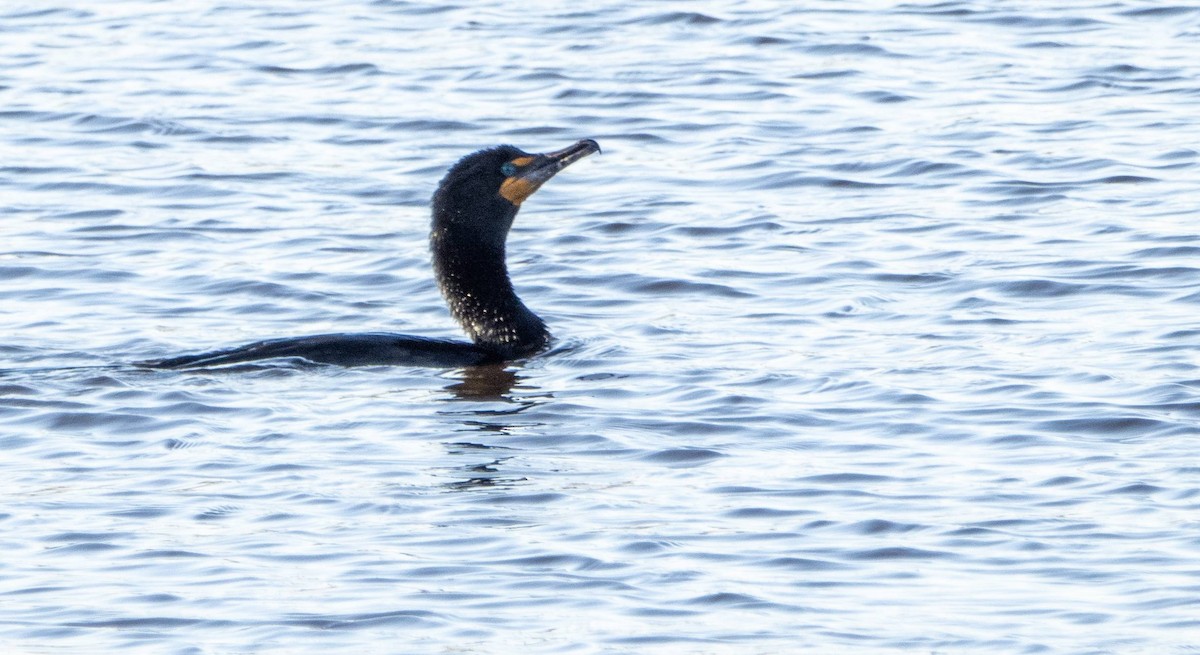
[141,138,600,369]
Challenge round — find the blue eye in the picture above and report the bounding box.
[500,162,517,176]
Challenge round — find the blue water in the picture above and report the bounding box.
[3,1,1200,653]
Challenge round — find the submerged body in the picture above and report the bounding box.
[143,333,498,368]
[141,139,600,369]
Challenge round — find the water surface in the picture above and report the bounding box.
[2,1,1200,653]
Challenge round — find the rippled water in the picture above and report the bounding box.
[3,1,1200,653]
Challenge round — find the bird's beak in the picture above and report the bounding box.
[500,139,601,206]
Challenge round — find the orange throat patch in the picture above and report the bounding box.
[499,176,540,205]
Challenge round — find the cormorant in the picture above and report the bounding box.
[140,138,600,369]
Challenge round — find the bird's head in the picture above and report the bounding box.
[431,139,600,251]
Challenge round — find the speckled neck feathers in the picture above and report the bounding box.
[430,230,549,359]
[430,148,550,359]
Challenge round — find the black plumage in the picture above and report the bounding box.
[141,139,600,369]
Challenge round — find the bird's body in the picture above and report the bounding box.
[142,333,497,369]
[141,139,600,369]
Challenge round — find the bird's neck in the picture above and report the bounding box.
[431,231,549,358]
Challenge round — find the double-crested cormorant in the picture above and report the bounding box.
[141,138,600,369]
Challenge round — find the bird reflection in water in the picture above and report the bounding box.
[442,364,520,401]
[438,364,547,491]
